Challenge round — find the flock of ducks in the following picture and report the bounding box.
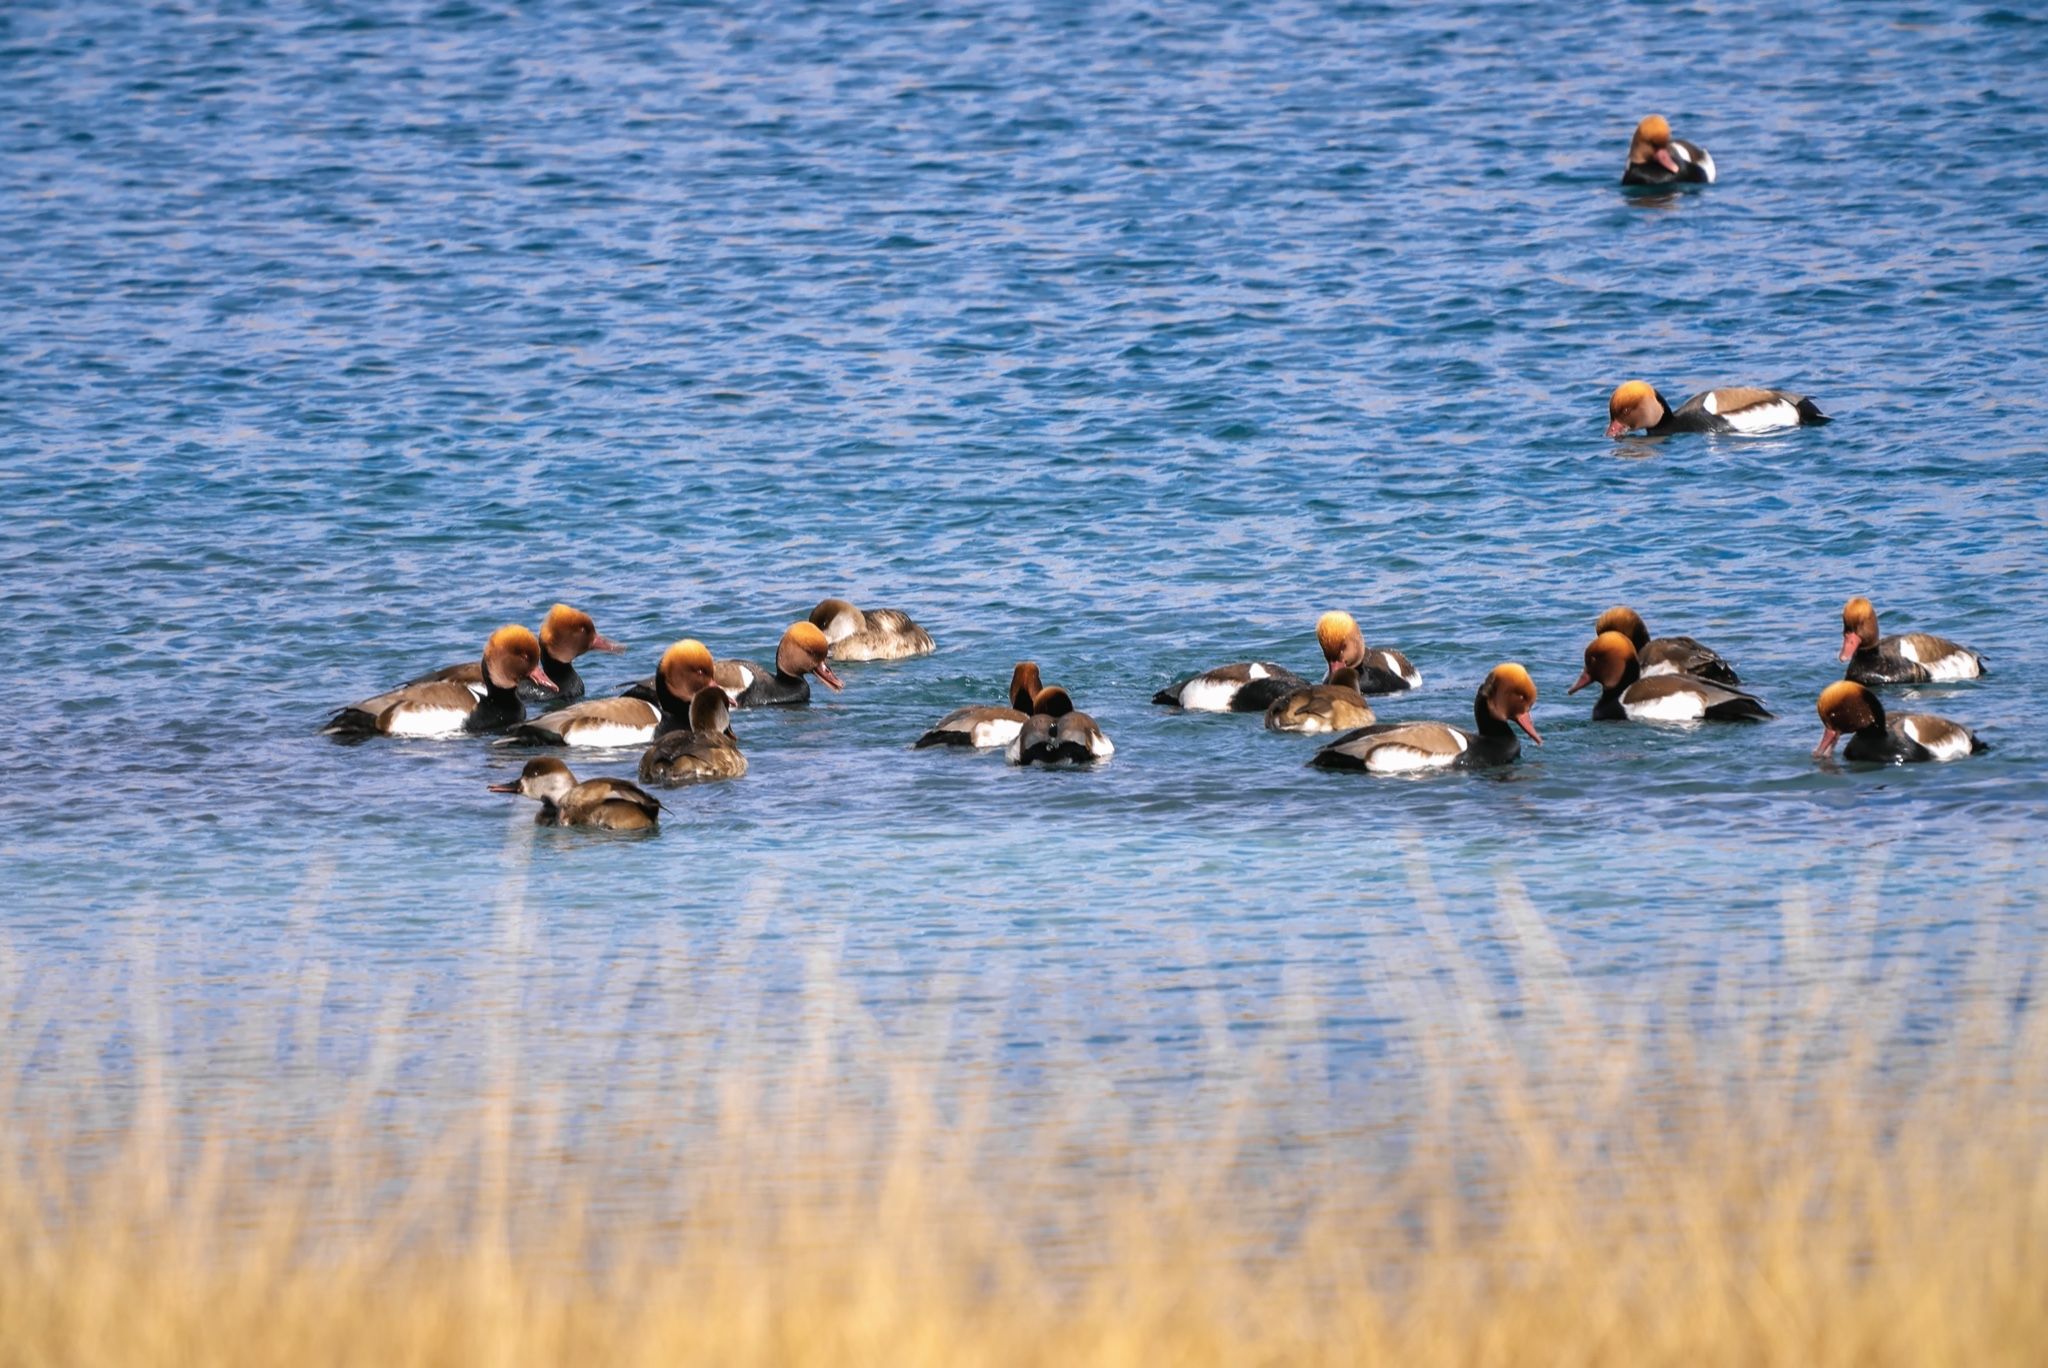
[318,117,1986,830]
[323,590,1989,832]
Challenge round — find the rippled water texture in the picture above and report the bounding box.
[2,2,2045,1100]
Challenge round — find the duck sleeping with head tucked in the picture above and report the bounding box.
[1309,664,1539,774]
[807,598,935,661]
[323,625,552,740]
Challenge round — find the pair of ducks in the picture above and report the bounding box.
[917,662,1115,765]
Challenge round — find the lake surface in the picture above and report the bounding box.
[3,1,2045,1133]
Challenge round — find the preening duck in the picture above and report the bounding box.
[1570,631,1770,722]
[1814,681,1983,764]
[639,687,746,785]
[716,622,844,707]
[489,757,663,831]
[808,598,935,661]
[501,640,713,747]
[1839,597,1985,685]
[1607,381,1829,438]
[915,662,1044,749]
[1153,658,1306,713]
[323,625,551,740]
[1622,114,1716,187]
[1314,610,1420,694]
[1265,666,1376,734]
[1007,687,1114,767]
[410,604,625,703]
[1309,664,1540,774]
[1595,605,1740,685]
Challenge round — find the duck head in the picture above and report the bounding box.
[1479,663,1542,743]
[1007,661,1045,713]
[1840,597,1879,661]
[1628,115,1680,174]
[807,598,866,645]
[1593,606,1650,651]
[1030,685,1075,718]
[1815,680,1884,756]
[1328,665,1363,692]
[489,756,576,803]
[689,685,733,736]
[1607,381,1666,438]
[778,622,844,690]
[540,603,625,661]
[484,625,554,693]
[1316,610,1366,680]
[1570,631,1640,695]
[656,639,716,708]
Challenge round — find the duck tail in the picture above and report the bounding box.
[1796,396,1831,425]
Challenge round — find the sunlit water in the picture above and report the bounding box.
[3,1,2046,1134]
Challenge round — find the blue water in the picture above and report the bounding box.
[3,1,2046,1125]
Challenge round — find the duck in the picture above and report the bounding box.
[639,687,746,785]
[1265,666,1376,734]
[322,625,551,740]
[715,622,844,707]
[1313,610,1421,694]
[1839,597,1985,685]
[1621,114,1716,187]
[408,604,626,703]
[1814,681,1984,764]
[915,662,1045,749]
[1594,605,1740,685]
[1606,381,1829,438]
[489,757,662,831]
[1309,664,1540,774]
[1569,631,1770,722]
[807,598,936,661]
[1007,688,1115,766]
[1153,657,1307,713]
[500,641,713,747]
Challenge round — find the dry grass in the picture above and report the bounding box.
[2,865,2045,1366]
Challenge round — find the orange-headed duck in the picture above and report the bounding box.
[915,662,1045,749]
[1314,610,1421,694]
[1007,687,1115,766]
[716,622,844,707]
[1622,115,1715,187]
[410,604,625,703]
[1265,666,1376,734]
[1839,597,1985,685]
[1310,664,1540,774]
[1595,605,1740,685]
[1815,681,1983,764]
[502,641,713,747]
[807,598,935,661]
[489,757,662,831]
[1570,631,1769,722]
[639,687,746,785]
[323,625,551,740]
[1607,380,1828,438]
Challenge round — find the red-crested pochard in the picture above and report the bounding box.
[1265,666,1376,734]
[1621,114,1716,187]
[1595,605,1740,685]
[502,641,713,747]
[323,625,551,740]
[489,757,662,831]
[715,622,844,707]
[410,604,625,703]
[1309,664,1540,773]
[1607,381,1829,437]
[807,598,936,661]
[1153,659,1307,713]
[1006,687,1115,766]
[1314,610,1421,694]
[1815,681,1983,764]
[1570,631,1770,722]
[915,662,1044,749]
[1839,597,1985,685]
[639,687,746,785]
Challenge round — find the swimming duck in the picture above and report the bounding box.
[1153,658,1306,713]
[639,687,746,785]
[1814,681,1983,764]
[501,641,713,747]
[1839,597,1985,685]
[409,604,626,703]
[1594,605,1740,685]
[715,622,845,707]
[1309,664,1540,773]
[1007,688,1115,766]
[1570,631,1770,721]
[489,757,663,831]
[323,625,551,740]
[1606,381,1829,438]
[1265,666,1376,734]
[1621,115,1716,187]
[915,662,1045,749]
[807,598,936,661]
[1314,610,1421,694]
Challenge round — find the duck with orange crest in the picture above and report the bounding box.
[1606,380,1828,438]
[1570,632,1769,723]
[1594,605,1740,685]
[916,662,1046,750]
[409,603,626,703]
[1838,597,1985,686]
[1814,681,1983,764]
[322,625,553,740]
[1621,114,1716,187]
[1309,664,1539,774]
[502,640,713,748]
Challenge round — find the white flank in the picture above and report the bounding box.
[1089,732,1116,759]
[1695,149,1717,183]
[1901,638,1981,681]
[561,720,656,748]
[384,706,472,738]
[1624,689,1707,722]
[1178,676,1243,712]
[972,718,1024,748]
[1720,399,1800,434]
[1903,717,1972,761]
[1004,733,1026,764]
[1364,742,1459,775]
